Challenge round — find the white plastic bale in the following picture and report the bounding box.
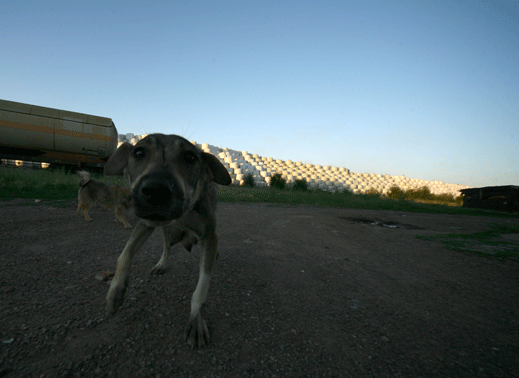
[108,135,470,192]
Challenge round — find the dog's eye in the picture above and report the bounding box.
[182,151,196,164]
[133,147,146,159]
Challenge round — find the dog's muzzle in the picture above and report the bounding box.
[132,172,185,222]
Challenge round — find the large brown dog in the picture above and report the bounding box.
[103,134,231,348]
[76,171,132,229]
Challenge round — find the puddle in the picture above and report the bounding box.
[341,217,425,230]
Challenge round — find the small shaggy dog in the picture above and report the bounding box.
[76,170,132,228]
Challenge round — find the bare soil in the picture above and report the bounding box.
[1,200,518,377]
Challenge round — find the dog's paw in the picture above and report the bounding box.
[106,284,126,314]
[185,312,210,348]
[150,264,167,275]
[150,265,167,276]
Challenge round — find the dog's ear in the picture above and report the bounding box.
[202,153,232,185]
[104,142,133,176]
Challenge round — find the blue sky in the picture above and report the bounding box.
[2,0,518,187]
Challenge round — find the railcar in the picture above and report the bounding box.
[0,99,118,170]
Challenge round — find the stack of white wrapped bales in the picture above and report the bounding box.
[118,134,470,196]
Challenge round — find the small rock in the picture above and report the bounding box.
[95,271,114,281]
[380,336,390,343]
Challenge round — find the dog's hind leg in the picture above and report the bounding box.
[150,226,182,275]
[186,232,218,348]
[115,208,132,229]
[83,207,93,222]
[77,200,88,218]
[106,221,155,314]
[151,227,199,275]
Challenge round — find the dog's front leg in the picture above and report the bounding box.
[186,232,218,348]
[106,221,155,314]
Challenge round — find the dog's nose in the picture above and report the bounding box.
[140,180,172,206]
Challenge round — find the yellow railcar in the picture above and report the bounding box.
[0,99,118,169]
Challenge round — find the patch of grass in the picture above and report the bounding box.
[0,167,127,202]
[2,166,518,219]
[242,173,255,188]
[292,179,309,191]
[488,223,519,234]
[386,186,406,200]
[217,185,518,217]
[270,173,286,190]
[386,185,462,206]
[364,188,381,197]
[406,186,433,201]
[0,167,77,200]
[418,223,519,261]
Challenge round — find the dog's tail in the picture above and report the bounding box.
[78,170,92,187]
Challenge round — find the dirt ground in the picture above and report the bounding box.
[1,199,518,377]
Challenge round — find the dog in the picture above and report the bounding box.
[76,170,133,229]
[103,134,231,348]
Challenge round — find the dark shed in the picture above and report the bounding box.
[459,185,519,213]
